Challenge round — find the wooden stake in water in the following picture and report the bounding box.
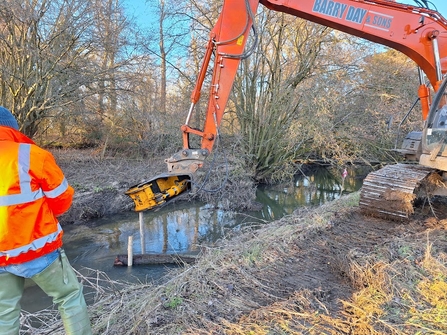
[340,168,348,196]
[139,211,146,254]
[128,235,133,267]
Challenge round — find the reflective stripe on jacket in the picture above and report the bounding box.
[0,126,74,266]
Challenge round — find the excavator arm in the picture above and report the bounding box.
[166,0,260,175]
[127,0,447,212]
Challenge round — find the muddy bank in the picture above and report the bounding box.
[55,151,160,224]
[54,149,257,225]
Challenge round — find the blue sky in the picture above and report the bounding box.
[431,0,447,17]
[123,0,447,27]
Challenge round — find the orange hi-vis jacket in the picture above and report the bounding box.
[0,126,74,266]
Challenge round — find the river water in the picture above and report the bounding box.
[21,165,367,312]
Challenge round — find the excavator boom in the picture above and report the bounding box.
[181,0,447,158]
[127,0,447,214]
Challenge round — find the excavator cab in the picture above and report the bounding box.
[361,77,447,220]
[420,76,447,171]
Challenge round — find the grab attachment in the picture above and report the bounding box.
[125,173,191,211]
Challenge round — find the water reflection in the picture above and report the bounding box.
[21,203,239,312]
[252,165,365,221]
[63,202,238,274]
[101,203,237,255]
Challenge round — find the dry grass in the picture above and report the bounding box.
[22,192,447,335]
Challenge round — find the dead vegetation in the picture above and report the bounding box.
[23,192,447,335]
[53,149,258,225]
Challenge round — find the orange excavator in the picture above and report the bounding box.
[126,0,447,219]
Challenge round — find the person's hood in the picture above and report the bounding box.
[0,125,35,145]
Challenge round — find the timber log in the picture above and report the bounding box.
[114,253,198,266]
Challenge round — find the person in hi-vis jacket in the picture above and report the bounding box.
[0,106,92,335]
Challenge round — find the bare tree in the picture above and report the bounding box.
[158,0,168,114]
[0,0,97,137]
[288,39,419,166]
[78,0,133,153]
[139,0,191,115]
[231,10,332,182]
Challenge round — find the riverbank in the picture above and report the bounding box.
[54,149,165,224]
[54,149,258,225]
[27,155,447,335]
[89,193,447,335]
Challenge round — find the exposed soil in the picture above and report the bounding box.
[275,207,435,312]
[40,149,447,334]
[54,149,257,225]
[53,150,176,225]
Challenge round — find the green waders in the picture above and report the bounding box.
[0,273,24,335]
[0,250,92,335]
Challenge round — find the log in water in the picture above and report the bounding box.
[114,253,198,266]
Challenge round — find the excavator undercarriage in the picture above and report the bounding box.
[359,164,447,220]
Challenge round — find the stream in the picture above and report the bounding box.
[21,165,367,312]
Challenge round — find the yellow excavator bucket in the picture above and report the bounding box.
[125,173,191,211]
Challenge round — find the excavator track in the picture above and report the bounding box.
[359,163,437,220]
